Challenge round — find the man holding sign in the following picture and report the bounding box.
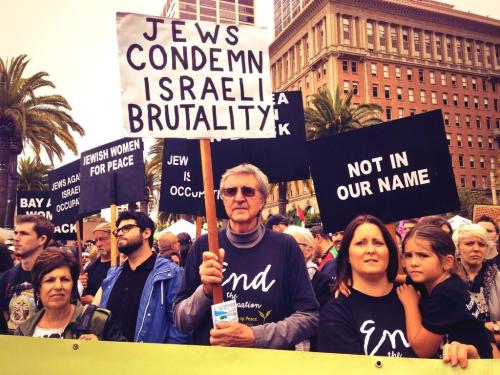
[174,164,319,348]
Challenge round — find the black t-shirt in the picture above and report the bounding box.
[174,228,319,347]
[420,274,493,359]
[84,259,111,297]
[107,253,156,341]
[0,265,36,333]
[317,286,416,358]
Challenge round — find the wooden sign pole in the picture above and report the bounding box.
[199,139,223,304]
[75,218,83,272]
[195,216,203,239]
[110,204,118,267]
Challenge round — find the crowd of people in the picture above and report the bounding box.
[0,163,498,368]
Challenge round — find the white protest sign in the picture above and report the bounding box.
[116,12,275,139]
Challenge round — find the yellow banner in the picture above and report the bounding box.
[0,335,496,374]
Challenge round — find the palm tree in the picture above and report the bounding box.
[0,55,84,226]
[148,138,164,176]
[140,159,160,214]
[17,156,52,191]
[304,86,383,140]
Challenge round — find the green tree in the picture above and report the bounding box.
[17,156,52,191]
[0,55,84,226]
[455,187,491,219]
[304,86,383,140]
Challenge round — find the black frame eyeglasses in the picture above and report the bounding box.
[112,224,140,237]
[221,186,257,198]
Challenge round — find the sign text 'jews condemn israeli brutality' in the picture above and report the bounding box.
[16,191,76,241]
[79,138,145,214]
[306,110,460,232]
[116,12,275,139]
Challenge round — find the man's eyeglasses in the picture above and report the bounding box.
[221,186,257,198]
[112,224,140,237]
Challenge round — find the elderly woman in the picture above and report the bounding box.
[453,224,500,341]
[15,247,125,341]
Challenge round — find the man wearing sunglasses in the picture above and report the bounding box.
[174,164,319,349]
[99,211,190,344]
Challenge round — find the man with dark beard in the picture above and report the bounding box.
[99,211,190,343]
[0,215,53,334]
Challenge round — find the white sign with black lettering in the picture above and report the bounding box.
[116,12,275,139]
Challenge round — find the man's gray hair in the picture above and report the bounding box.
[219,163,269,201]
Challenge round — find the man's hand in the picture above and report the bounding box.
[79,272,89,289]
[80,295,94,305]
[199,249,225,297]
[442,341,479,368]
[209,322,256,347]
[396,284,420,307]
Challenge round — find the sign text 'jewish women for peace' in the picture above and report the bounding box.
[306,110,459,232]
[116,12,275,139]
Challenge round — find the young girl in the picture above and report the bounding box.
[397,224,495,359]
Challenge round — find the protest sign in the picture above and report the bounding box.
[48,160,81,227]
[306,110,460,232]
[159,91,309,217]
[473,204,499,223]
[116,12,275,139]
[16,191,76,241]
[79,138,145,214]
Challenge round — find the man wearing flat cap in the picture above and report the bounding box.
[80,222,112,304]
[265,214,290,233]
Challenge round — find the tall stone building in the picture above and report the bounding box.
[267,0,499,217]
[163,0,255,24]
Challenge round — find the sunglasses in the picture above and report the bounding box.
[221,186,257,198]
[112,224,140,237]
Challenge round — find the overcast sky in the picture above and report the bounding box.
[1,0,498,166]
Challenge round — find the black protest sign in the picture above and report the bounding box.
[116,13,275,139]
[48,159,80,226]
[306,110,459,232]
[17,191,76,241]
[159,91,309,217]
[79,138,145,214]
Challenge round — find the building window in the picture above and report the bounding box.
[343,17,350,45]
[455,114,460,127]
[462,76,467,89]
[352,81,359,95]
[397,87,403,100]
[453,94,459,107]
[458,155,464,168]
[478,136,483,148]
[431,91,437,104]
[464,95,469,108]
[460,175,466,188]
[446,37,452,61]
[476,116,481,128]
[384,86,391,99]
[451,74,457,87]
[456,134,462,147]
[420,90,426,103]
[495,99,499,111]
[372,84,379,97]
[395,66,401,79]
[442,93,448,105]
[444,112,449,125]
[481,176,487,189]
[497,119,500,129]
[491,157,496,169]
[467,135,473,148]
[456,39,463,62]
[383,65,389,78]
[480,156,485,169]
[471,175,477,188]
[407,68,413,81]
[474,97,479,109]
[342,60,349,72]
[472,78,477,90]
[367,21,374,46]
[425,32,431,55]
[306,74,310,88]
[408,88,414,102]
[441,73,446,86]
[470,156,475,168]
[418,69,424,83]
[466,41,473,62]
[323,63,327,76]
[430,71,435,84]
[402,28,409,51]
[414,32,421,54]
[343,80,350,94]
[484,98,489,110]
[446,133,451,146]
[482,79,487,92]
[488,137,493,149]
[466,115,471,128]
[436,36,443,58]
[410,109,416,116]
[386,107,392,119]
[371,63,377,76]
[398,108,404,118]
[486,117,491,129]
[351,61,357,73]
[379,24,386,49]
[390,26,397,50]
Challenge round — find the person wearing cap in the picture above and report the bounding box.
[79,222,112,305]
[265,214,290,233]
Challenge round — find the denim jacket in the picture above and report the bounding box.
[100,255,191,343]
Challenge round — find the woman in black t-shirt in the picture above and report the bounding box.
[397,224,496,359]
